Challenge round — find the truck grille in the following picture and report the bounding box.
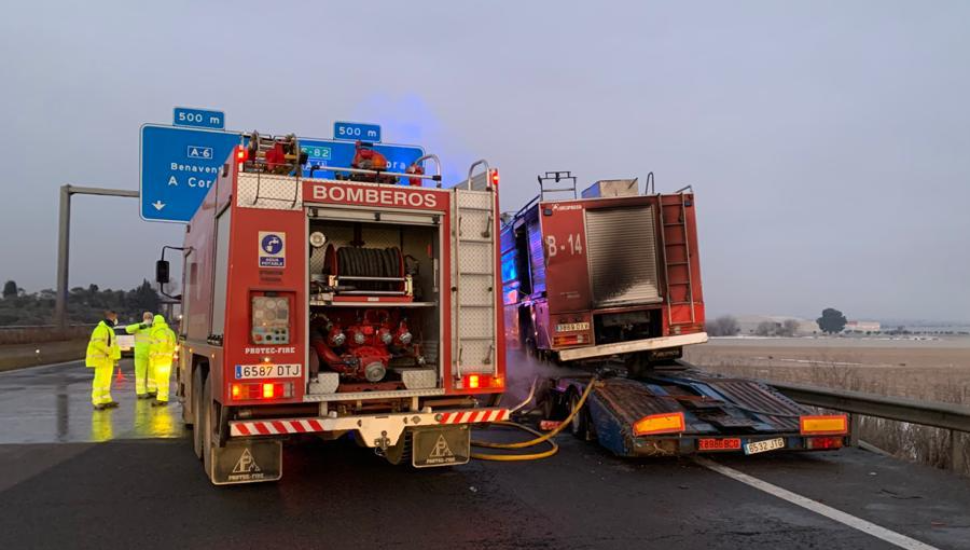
[585,206,661,307]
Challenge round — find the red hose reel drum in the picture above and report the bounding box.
[322,245,405,292]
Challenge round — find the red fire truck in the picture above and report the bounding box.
[501,173,848,457]
[502,172,707,371]
[164,133,506,484]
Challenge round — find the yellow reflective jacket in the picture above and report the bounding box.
[86,321,120,368]
[125,322,153,357]
[149,315,177,364]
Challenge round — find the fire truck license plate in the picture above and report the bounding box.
[744,437,785,455]
[235,364,302,379]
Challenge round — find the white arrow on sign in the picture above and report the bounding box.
[152,201,166,211]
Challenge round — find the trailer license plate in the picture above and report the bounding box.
[698,438,741,451]
[744,437,785,455]
[235,364,302,379]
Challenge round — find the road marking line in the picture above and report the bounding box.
[695,457,940,550]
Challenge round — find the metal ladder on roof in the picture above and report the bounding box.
[538,171,577,201]
[453,160,498,379]
[657,186,697,329]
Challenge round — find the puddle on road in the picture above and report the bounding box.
[0,361,188,444]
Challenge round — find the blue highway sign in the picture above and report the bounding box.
[300,138,424,180]
[333,121,381,142]
[140,124,242,222]
[173,107,226,130]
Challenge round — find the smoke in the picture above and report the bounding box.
[504,350,587,411]
[348,93,478,186]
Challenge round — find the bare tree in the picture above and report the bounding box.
[706,315,739,336]
[777,319,800,337]
[755,321,779,337]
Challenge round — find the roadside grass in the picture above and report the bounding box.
[687,353,970,477]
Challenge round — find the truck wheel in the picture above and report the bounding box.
[537,379,560,420]
[568,389,591,441]
[202,375,214,479]
[192,367,204,460]
[385,431,413,466]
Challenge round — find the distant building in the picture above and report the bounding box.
[844,320,881,333]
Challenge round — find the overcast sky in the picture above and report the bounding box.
[1,1,968,322]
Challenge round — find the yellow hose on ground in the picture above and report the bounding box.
[471,377,598,462]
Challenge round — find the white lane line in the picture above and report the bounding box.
[695,457,940,550]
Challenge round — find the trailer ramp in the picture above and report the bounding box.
[566,369,846,457]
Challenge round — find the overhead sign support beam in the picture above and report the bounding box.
[55,185,139,330]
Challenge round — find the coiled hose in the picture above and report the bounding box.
[471,377,598,462]
[335,247,402,291]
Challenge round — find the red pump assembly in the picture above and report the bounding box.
[311,311,417,383]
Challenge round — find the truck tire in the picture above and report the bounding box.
[202,375,214,480]
[568,389,592,441]
[192,367,204,460]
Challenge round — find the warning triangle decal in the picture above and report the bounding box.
[429,434,455,459]
[232,448,262,474]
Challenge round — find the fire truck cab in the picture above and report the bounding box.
[171,133,506,484]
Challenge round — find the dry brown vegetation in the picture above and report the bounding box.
[685,338,970,476]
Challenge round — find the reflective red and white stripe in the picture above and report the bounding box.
[232,419,326,437]
[229,408,509,437]
[437,408,508,424]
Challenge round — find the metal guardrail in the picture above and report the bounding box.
[770,381,970,471]
[0,324,89,331]
[771,382,970,433]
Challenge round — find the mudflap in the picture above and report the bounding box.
[210,439,282,485]
[412,425,471,468]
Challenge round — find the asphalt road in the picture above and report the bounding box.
[0,361,968,550]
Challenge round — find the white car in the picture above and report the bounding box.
[115,327,135,357]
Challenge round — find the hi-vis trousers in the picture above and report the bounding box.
[91,362,114,406]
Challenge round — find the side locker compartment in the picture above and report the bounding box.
[452,188,498,378]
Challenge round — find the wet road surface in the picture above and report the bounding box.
[0,359,185,444]
[0,361,968,549]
